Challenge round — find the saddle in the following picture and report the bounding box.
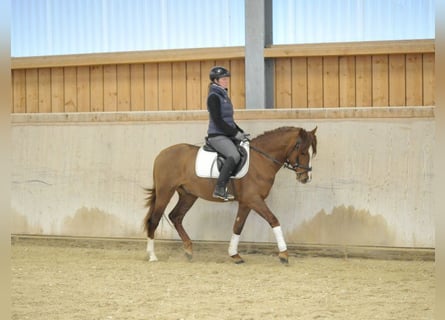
[195,139,250,179]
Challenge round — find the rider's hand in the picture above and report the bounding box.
[234,131,249,141]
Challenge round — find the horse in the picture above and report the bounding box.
[143,126,317,264]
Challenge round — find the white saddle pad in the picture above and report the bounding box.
[195,141,250,179]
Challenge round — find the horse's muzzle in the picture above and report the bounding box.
[296,170,312,184]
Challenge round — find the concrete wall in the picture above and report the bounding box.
[11,109,435,248]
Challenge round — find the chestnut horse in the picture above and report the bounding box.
[143,126,317,264]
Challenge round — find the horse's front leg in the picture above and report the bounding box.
[228,204,251,264]
[248,198,289,264]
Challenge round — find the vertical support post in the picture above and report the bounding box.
[245,0,274,109]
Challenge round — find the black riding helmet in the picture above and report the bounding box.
[209,66,231,81]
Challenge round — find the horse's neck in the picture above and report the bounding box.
[252,130,297,163]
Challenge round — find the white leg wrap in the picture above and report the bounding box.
[228,234,240,256]
[146,238,158,262]
[272,226,287,252]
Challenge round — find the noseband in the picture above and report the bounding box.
[284,160,312,173]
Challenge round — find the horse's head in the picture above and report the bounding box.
[286,127,317,184]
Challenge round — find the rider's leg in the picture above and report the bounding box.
[207,136,241,201]
[213,156,236,200]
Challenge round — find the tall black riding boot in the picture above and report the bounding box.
[213,157,237,201]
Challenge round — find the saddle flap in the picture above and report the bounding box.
[195,141,250,179]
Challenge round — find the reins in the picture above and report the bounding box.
[248,142,312,173]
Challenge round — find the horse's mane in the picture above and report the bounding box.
[251,126,298,141]
[252,126,317,155]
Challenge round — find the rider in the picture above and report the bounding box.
[206,66,248,201]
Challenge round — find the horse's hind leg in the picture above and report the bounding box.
[145,188,176,262]
[168,189,198,260]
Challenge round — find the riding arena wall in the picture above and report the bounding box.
[11,40,435,249]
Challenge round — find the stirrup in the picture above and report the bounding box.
[213,187,235,201]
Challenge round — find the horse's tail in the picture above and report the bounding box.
[143,187,156,234]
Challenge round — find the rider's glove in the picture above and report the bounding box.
[234,131,249,141]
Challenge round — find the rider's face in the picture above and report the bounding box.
[216,76,229,89]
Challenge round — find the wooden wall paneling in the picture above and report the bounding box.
[130,64,145,111]
[389,54,406,106]
[10,41,434,114]
[103,65,117,111]
[291,57,308,108]
[307,57,323,108]
[144,63,159,111]
[406,53,423,106]
[227,59,245,109]
[77,66,91,112]
[10,40,435,115]
[38,68,51,113]
[12,69,26,113]
[117,64,131,111]
[186,61,202,110]
[422,53,435,106]
[339,56,356,107]
[90,65,104,112]
[275,58,292,108]
[12,40,432,70]
[25,69,39,113]
[200,60,215,110]
[264,40,434,59]
[51,68,64,112]
[323,56,339,107]
[64,67,77,112]
[371,55,389,106]
[172,62,187,110]
[214,59,230,70]
[355,55,372,106]
[158,62,173,110]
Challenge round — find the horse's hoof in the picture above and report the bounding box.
[279,257,289,264]
[278,251,289,264]
[231,254,245,264]
[183,242,193,261]
[184,251,193,261]
[148,255,158,262]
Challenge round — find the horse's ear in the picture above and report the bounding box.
[310,126,318,156]
[298,128,308,140]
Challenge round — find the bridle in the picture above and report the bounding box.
[284,141,313,173]
[248,139,312,174]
